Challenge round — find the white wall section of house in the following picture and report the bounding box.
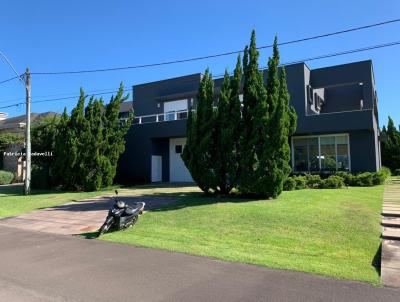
[151,155,162,182]
[169,137,193,182]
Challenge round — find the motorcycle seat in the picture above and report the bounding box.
[124,207,137,215]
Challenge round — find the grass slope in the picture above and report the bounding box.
[0,185,116,218]
[102,186,383,284]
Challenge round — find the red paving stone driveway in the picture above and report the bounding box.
[0,186,199,235]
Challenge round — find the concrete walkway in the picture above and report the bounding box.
[0,186,198,235]
[0,225,399,302]
[381,178,400,287]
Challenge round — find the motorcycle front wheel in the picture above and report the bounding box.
[97,217,114,237]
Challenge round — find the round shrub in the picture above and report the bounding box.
[0,170,14,185]
[294,176,307,190]
[354,172,374,186]
[335,171,354,186]
[283,177,296,191]
[304,174,321,188]
[372,168,391,185]
[321,175,344,189]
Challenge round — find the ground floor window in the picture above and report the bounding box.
[292,134,350,173]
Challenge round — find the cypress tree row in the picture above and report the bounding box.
[52,84,133,191]
[184,30,297,197]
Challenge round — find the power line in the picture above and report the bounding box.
[280,40,400,66]
[0,17,399,84]
[0,75,20,85]
[0,87,124,105]
[30,18,400,76]
[1,38,400,110]
[0,89,132,109]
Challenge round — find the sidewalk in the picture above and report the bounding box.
[381,178,400,287]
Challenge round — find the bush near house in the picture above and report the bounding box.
[0,170,14,185]
[284,168,390,190]
[321,175,344,189]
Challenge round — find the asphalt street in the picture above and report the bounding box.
[0,225,398,302]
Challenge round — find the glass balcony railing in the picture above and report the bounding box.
[120,110,189,125]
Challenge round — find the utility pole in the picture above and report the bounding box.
[24,68,31,195]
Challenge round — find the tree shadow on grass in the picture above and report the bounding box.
[372,243,381,276]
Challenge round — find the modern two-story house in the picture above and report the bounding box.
[116,60,381,184]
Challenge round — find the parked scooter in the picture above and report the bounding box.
[97,190,145,237]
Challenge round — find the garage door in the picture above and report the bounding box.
[169,138,194,182]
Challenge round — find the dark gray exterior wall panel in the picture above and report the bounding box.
[310,60,373,109]
[349,130,378,172]
[116,120,187,183]
[133,74,201,116]
[297,110,374,134]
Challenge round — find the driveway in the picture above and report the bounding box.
[0,186,198,235]
[0,225,398,302]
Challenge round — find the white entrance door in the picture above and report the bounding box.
[151,155,162,182]
[169,138,193,182]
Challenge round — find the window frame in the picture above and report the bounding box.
[291,133,351,173]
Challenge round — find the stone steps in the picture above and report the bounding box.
[381,179,400,287]
[382,217,400,228]
[382,227,400,240]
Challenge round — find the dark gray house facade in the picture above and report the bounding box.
[117,60,381,184]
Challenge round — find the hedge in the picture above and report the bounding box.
[0,170,14,185]
[283,167,391,191]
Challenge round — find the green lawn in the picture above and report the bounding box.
[0,184,117,218]
[101,186,383,284]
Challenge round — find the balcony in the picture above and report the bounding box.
[120,110,189,125]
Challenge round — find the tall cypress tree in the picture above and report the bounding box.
[52,108,70,186]
[214,65,243,194]
[82,97,105,191]
[182,69,217,193]
[258,37,297,197]
[239,30,267,194]
[215,71,232,194]
[227,55,243,190]
[103,84,133,187]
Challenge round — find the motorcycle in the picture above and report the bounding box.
[97,190,145,237]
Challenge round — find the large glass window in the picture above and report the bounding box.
[320,136,336,172]
[292,134,350,172]
[293,138,308,172]
[336,135,350,171]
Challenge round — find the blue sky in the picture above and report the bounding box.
[0,1,399,126]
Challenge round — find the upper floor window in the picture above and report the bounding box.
[164,99,188,121]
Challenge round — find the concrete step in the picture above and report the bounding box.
[382,227,400,240]
[382,217,400,228]
[382,209,400,217]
